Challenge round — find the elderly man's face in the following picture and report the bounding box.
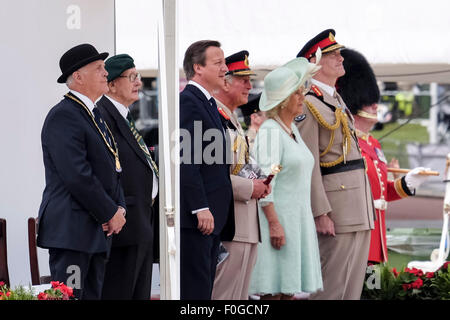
[77,60,109,97]
[228,75,252,108]
[111,67,142,107]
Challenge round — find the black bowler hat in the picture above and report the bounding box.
[297,29,345,60]
[57,43,109,83]
[336,48,380,115]
[225,50,256,76]
[238,93,261,117]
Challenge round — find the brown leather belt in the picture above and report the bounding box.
[320,158,365,176]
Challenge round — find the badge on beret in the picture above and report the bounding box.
[375,147,387,163]
[244,55,249,67]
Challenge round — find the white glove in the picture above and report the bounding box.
[405,167,430,192]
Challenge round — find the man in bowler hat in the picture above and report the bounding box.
[37,43,126,300]
[211,51,270,300]
[179,40,235,299]
[294,30,375,299]
[97,54,158,300]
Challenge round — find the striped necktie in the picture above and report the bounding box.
[126,112,159,178]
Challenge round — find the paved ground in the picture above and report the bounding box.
[386,195,449,229]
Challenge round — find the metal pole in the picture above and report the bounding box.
[429,82,438,144]
[157,0,179,300]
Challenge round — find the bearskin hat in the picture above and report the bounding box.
[336,48,380,115]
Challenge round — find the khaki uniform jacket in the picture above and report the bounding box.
[217,100,261,243]
[296,87,375,233]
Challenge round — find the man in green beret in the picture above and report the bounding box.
[97,54,159,300]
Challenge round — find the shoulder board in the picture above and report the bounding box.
[306,87,336,112]
[217,107,230,120]
[311,85,323,97]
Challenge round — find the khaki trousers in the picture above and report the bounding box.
[212,241,258,300]
[310,230,370,300]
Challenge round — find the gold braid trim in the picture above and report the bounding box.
[231,135,249,175]
[304,100,352,167]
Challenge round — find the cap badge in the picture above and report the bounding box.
[244,55,249,67]
[329,32,335,42]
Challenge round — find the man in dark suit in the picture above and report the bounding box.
[180,40,235,300]
[96,54,158,300]
[37,44,127,300]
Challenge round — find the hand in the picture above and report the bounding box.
[106,206,126,236]
[314,214,335,237]
[251,179,270,199]
[261,184,272,199]
[405,167,431,191]
[388,157,400,179]
[196,209,214,235]
[268,220,286,250]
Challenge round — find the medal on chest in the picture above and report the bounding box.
[375,147,387,163]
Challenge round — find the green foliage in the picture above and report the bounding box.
[362,262,450,300]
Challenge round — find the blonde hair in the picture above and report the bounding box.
[266,95,290,119]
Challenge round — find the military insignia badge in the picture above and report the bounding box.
[329,32,335,42]
[375,147,387,163]
[244,55,249,67]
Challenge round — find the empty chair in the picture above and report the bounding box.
[0,218,10,287]
[28,217,51,285]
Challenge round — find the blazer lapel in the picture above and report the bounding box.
[99,97,151,169]
[186,84,224,131]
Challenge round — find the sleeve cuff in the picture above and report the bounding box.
[395,176,415,197]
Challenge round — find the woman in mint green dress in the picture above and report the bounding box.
[249,57,323,300]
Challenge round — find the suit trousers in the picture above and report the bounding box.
[49,248,108,300]
[212,241,258,300]
[180,228,221,300]
[101,242,154,300]
[309,230,371,300]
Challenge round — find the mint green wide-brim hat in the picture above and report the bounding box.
[259,58,321,112]
[259,67,302,112]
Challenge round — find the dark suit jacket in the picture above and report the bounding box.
[37,93,126,254]
[179,84,235,240]
[96,96,155,248]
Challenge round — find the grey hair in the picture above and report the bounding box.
[66,75,74,88]
[224,74,234,84]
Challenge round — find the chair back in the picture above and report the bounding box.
[0,218,10,287]
[28,217,50,285]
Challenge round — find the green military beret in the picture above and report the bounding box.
[105,53,135,82]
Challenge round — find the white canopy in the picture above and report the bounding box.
[116,0,450,83]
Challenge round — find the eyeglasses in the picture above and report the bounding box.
[118,73,141,82]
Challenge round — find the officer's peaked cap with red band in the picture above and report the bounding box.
[296,29,345,60]
[225,50,256,76]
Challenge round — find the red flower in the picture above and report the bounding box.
[443,262,450,270]
[405,267,424,277]
[392,268,399,277]
[402,283,411,291]
[0,281,5,287]
[425,272,435,279]
[37,292,48,300]
[411,278,423,289]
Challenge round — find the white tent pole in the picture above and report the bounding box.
[429,82,438,144]
[157,0,179,300]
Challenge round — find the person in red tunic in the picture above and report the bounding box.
[336,48,430,263]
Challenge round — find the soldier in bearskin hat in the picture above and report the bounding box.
[293,29,375,300]
[336,48,430,265]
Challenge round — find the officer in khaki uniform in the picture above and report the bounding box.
[294,29,375,300]
[211,51,270,300]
